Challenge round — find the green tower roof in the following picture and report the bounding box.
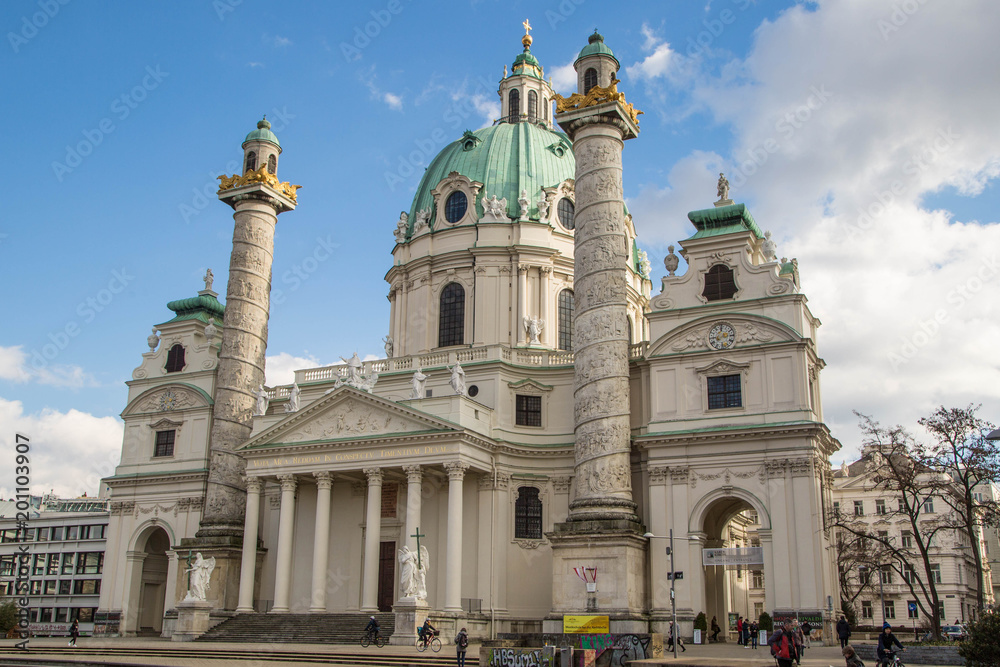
[406,122,576,233]
[575,31,619,67]
[243,117,280,147]
[512,49,543,79]
[686,203,764,240]
[162,293,226,325]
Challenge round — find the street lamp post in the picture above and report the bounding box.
[645,530,687,659]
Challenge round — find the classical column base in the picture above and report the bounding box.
[546,519,648,626]
[172,600,214,642]
[390,597,430,646]
[176,537,246,612]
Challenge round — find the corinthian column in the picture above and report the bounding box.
[444,461,469,612]
[309,472,333,612]
[361,467,383,612]
[271,474,298,613]
[236,476,262,613]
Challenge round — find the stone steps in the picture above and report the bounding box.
[197,612,397,644]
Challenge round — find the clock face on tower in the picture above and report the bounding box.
[159,390,178,411]
[708,322,736,350]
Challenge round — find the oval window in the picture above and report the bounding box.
[445,191,468,224]
[558,198,575,230]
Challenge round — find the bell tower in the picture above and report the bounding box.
[179,118,300,612]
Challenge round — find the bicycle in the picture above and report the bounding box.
[882,648,905,667]
[360,630,385,648]
[416,629,442,652]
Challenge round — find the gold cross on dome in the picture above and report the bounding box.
[523,19,532,36]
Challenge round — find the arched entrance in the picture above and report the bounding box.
[123,525,171,636]
[698,495,767,640]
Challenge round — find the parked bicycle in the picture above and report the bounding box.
[360,629,385,648]
[416,628,442,652]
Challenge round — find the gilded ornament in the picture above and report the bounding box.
[552,75,644,126]
[217,163,302,203]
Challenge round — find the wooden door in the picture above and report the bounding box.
[377,541,396,612]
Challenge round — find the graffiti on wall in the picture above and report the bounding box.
[489,648,551,667]
[575,634,652,666]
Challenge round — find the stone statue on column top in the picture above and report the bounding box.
[716,173,730,202]
[203,268,214,292]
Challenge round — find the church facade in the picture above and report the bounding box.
[98,28,840,642]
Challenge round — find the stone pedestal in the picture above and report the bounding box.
[172,599,213,642]
[390,597,430,646]
[175,539,245,612]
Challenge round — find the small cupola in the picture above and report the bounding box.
[498,20,555,127]
[573,30,620,94]
[241,116,281,176]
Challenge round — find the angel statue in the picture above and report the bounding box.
[398,545,418,598]
[183,553,216,602]
[253,384,269,416]
[383,335,394,359]
[416,545,430,599]
[523,317,544,345]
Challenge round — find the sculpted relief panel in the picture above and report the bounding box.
[281,399,426,443]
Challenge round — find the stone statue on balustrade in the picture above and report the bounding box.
[523,317,544,345]
[285,382,301,413]
[253,384,269,416]
[411,368,427,399]
[448,362,466,396]
[183,553,216,602]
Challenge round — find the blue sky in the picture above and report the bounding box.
[2,0,999,497]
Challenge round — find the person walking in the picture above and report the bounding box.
[68,618,79,647]
[836,616,852,649]
[801,619,813,648]
[768,620,800,667]
[710,616,721,643]
[455,626,468,667]
[736,616,744,646]
[792,620,805,663]
[668,621,686,652]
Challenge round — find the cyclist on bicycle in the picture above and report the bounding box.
[877,623,904,666]
[364,615,379,640]
[418,618,437,647]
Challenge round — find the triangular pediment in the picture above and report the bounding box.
[239,386,459,450]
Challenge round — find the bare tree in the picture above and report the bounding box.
[919,405,1000,613]
[831,412,951,639]
[835,528,891,620]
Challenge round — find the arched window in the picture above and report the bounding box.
[244,151,257,174]
[528,90,538,120]
[584,68,598,93]
[508,88,520,119]
[514,486,543,539]
[557,198,575,230]
[558,290,574,351]
[266,154,276,174]
[165,344,186,373]
[438,283,465,347]
[702,265,738,301]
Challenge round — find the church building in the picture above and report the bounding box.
[97,26,841,643]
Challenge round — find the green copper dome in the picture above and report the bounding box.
[575,30,619,67]
[512,49,543,79]
[162,293,226,325]
[406,122,576,232]
[243,117,280,147]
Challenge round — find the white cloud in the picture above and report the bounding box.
[626,23,677,81]
[549,61,577,94]
[383,92,403,111]
[0,344,97,388]
[0,398,122,499]
[273,35,292,47]
[265,352,325,386]
[629,0,1000,457]
[359,65,404,111]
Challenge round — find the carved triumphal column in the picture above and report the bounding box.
[546,32,647,632]
[180,119,299,615]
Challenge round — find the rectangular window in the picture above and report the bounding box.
[79,525,91,540]
[862,600,873,619]
[931,563,942,583]
[33,553,45,575]
[876,499,886,515]
[154,430,175,457]
[0,581,11,596]
[854,500,864,516]
[36,527,48,541]
[76,552,102,574]
[515,395,542,427]
[93,525,107,539]
[59,580,71,595]
[62,553,74,575]
[78,607,95,622]
[707,374,742,410]
[66,526,78,540]
[903,563,916,584]
[0,555,13,576]
[881,566,893,584]
[833,501,840,515]
[884,601,896,619]
[754,602,764,619]
[938,601,946,620]
[901,530,912,548]
[30,580,42,595]
[752,570,764,589]
[54,608,68,623]
[44,580,57,595]
[923,497,935,513]
[908,600,919,619]
[50,526,64,541]
[73,579,100,595]
[46,553,59,575]
[38,608,52,623]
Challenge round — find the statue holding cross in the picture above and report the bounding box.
[398,527,430,599]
